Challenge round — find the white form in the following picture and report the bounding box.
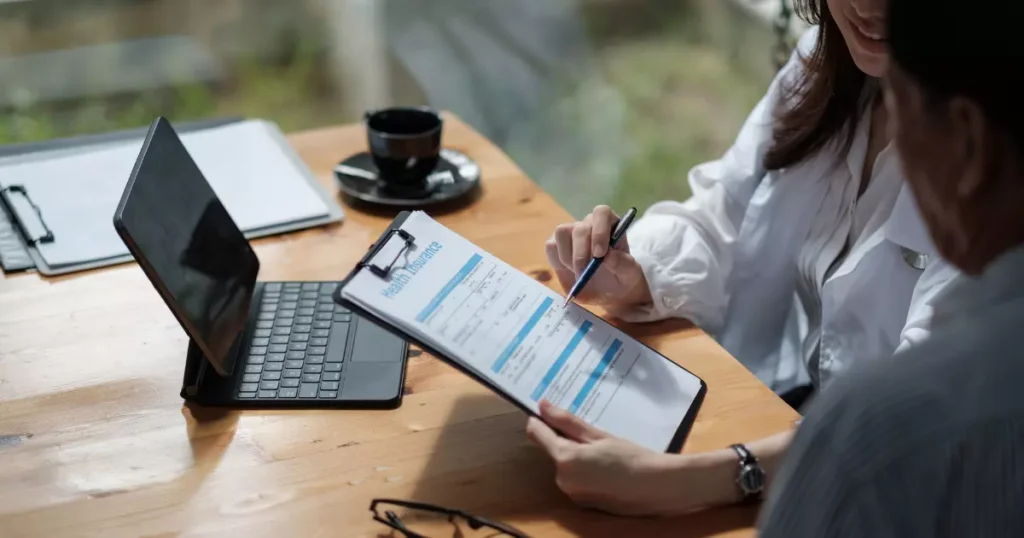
[342,211,704,452]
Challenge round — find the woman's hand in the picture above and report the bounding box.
[526,401,735,517]
[546,206,650,307]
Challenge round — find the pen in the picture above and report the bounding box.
[563,206,638,308]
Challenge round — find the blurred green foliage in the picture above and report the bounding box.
[0,0,777,215]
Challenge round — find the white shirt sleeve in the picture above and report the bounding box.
[609,28,819,334]
[895,258,962,353]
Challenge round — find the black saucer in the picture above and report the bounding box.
[334,149,481,208]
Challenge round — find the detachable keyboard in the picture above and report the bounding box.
[237,282,351,400]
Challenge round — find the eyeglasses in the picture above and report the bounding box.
[370,498,530,538]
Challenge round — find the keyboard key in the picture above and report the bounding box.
[319,390,338,399]
[254,329,272,338]
[312,329,330,338]
[257,312,275,320]
[285,359,304,369]
[313,320,331,329]
[265,362,284,371]
[293,324,312,334]
[267,353,286,362]
[309,346,327,356]
[270,335,289,345]
[264,292,281,299]
[274,318,293,327]
[320,381,340,391]
[299,383,319,398]
[288,342,308,351]
[256,320,273,329]
[296,316,314,325]
[315,312,333,321]
[278,310,296,319]
[303,364,323,374]
[239,383,259,392]
[247,355,265,365]
[282,292,300,301]
[323,372,342,382]
[334,314,352,322]
[266,283,283,291]
[278,388,298,398]
[238,392,256,398]
[325,363,343,372]
[323,283,339,292]
[286,350,305,360]
[258,390,277,399]
[242,373,261,383]
[318,294,334,304]
[305,355,324,364]
[283,282,301,290]
[245,364,263,374]
[299,299,317,308]
[284,369,302,378]
[301,283,319,291]
[316,303,333,312]
[301,373,321,383]
[297,308,315,316]
[290,333,310,342]
[268,344,288,353]
[281,301,298,310]
[334,304,350,313]
[281,378,300,388]
[260,380,280,390]
[262,371,282,380]
[310,337,328,347]
[250,346,268,355]
[272,326,291,335]
[251,337,270,347]
[301,292,318,300]
[260,303,276,312]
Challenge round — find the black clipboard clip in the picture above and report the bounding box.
[0,185,55,245]
[362,227,416,278]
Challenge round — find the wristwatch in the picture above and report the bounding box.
[731,443,765,502]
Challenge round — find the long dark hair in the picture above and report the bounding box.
[763,0,873,171]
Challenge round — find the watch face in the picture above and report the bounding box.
[739,463,765,494]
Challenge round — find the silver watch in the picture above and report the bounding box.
[731,443,765,502]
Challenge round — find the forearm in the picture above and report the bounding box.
[656,430,795,515]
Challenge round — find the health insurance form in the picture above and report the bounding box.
[342,212,704,452]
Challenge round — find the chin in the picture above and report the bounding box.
[850,53,889,79]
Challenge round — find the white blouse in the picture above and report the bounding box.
[612,27,961,393]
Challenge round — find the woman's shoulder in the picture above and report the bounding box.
[795,25,820,57]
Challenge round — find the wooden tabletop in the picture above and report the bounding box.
[0,114,797,537]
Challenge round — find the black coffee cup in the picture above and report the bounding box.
[365,106,443,196]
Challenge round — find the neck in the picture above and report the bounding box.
[957,186,1024,275]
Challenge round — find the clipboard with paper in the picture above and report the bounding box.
[333,210,706,453]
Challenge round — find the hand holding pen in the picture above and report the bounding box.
[544,206,651,308]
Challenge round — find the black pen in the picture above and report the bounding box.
[563,207,638,308]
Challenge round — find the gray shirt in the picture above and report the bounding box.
[759,245,1024,538]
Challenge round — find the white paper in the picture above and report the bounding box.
[0,120,330,268]
[344,211,703,452]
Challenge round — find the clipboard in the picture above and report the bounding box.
[0,117,345,276]
[0,117,245,274]
[332,211,707,454]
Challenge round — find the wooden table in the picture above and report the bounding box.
[0,115,797,537]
